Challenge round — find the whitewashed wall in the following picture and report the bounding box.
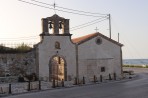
[37,35,76,81]
[78,35,122,80]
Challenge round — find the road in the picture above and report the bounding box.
[2,73,148,98]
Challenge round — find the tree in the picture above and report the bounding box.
[0,44,6,52]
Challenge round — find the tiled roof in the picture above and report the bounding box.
[72,32,123,46]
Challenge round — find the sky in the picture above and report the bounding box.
[0,0,148,59]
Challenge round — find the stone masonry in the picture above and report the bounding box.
[0,51,36,82]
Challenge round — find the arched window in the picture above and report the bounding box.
[55,41,60,49]
[96,37,102,45]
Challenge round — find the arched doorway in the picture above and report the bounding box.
[49,55,67,81]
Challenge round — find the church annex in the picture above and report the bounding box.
[35,14,123,82]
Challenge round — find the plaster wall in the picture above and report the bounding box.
[37,35,76,81]
[78,35,122,79]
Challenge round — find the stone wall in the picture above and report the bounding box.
[0,51,36,81]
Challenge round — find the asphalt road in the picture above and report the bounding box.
[2,73,148,98]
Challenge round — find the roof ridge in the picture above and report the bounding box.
[72,32,123,46]
[72,33,98,44]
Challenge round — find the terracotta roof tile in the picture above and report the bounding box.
[72,32,123,46]
[72,33,98,43]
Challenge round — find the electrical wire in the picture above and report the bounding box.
[18,0,107,18]
[71,18,107,31]
[0,36,38,40]
[0,37,39,42]
[71,17,108,29]
[2,0,109,42]
[30,0,107,15]
[0,19,108,40]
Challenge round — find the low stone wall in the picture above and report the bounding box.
[0,51,36,77]
[0,82,37,94]
[0,77,18,83]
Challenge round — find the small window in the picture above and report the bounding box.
[101,67,105,72]
[96,37,102,45]
[55,41,60,49]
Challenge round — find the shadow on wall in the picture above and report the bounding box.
[18,73,38,82]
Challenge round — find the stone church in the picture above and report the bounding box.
[35,14,123,82]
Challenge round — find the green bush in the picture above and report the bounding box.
[123,64,148,68]
[0,43,32,53]
[15,43,32,52]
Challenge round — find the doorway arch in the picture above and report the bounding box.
[49,55,67,81]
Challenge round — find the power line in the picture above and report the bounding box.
[71,18,107,31]
[18,0,106,18]
[0,36,38,40]
[0,37,39,42]
[71,17,107,29]
[30,0,107,15]
[0,18,108,40]
[6,0,109,40]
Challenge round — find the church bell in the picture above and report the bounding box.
[49,22,53,29]
[59,21,62,29]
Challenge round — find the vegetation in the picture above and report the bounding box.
[0,43,32,53]
[15,43,32,52]
[123,64,148,68]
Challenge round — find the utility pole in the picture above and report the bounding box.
[108,14,111,39]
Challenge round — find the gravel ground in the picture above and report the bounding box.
[123,67,148,73]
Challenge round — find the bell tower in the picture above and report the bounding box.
[40,14,70,40]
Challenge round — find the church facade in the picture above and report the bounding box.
[35,14,123,82]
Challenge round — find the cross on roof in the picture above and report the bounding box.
[53,1,56,8]
[95,27,99,32]
[53,0,56,14]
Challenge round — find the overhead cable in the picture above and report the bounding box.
[71,18,107,31]
[18,0,107,18]
[71,17,107,29]
[30,0,107,15]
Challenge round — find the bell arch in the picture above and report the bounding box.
[49,55,67,81]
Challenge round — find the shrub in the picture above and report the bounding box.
[123,65,148,68]
[0,43,32,53]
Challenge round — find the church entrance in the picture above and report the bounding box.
[49,56,67,81]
